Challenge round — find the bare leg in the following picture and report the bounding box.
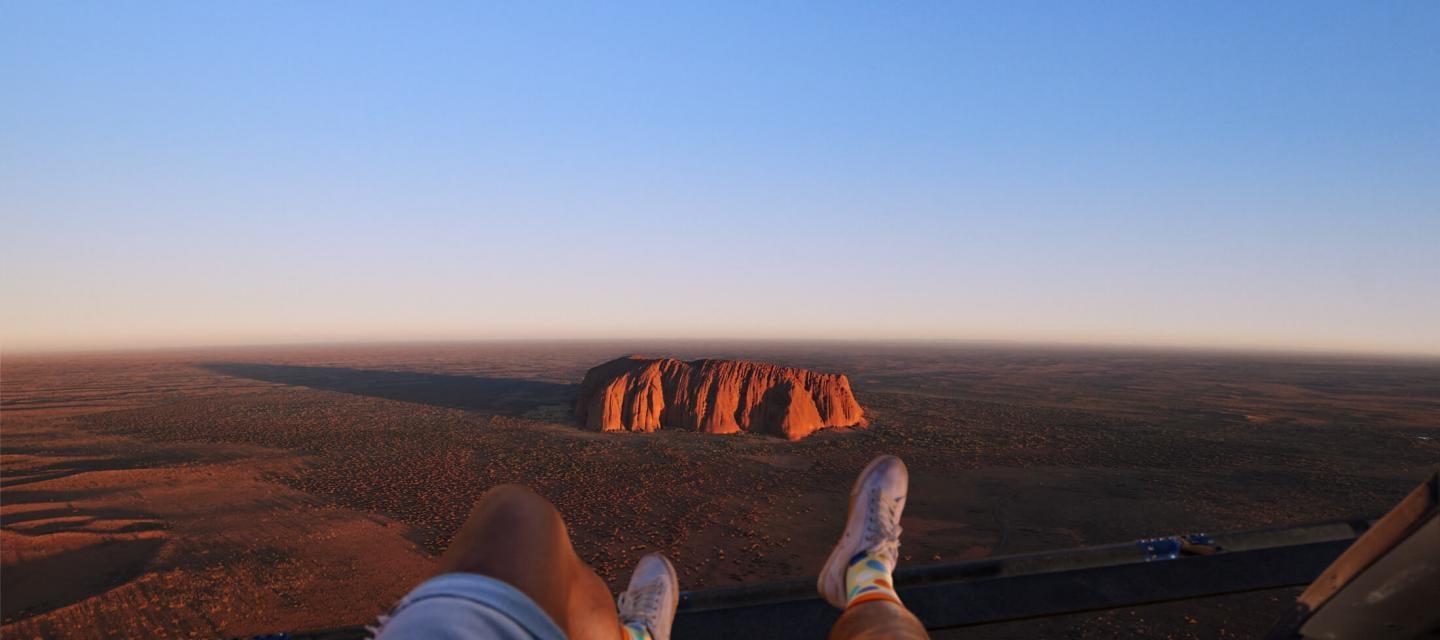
[828,600,929,640]
[438,484,621,640]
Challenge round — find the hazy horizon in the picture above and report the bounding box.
[7,336,1440,364]
[4,2,1438,356]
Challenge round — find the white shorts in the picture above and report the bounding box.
[377,573,568,640]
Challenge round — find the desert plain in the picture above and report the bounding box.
[3,341,1437,639]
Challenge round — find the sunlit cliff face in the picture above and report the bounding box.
[576,356,866,440]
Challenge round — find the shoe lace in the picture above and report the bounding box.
[862,486,902,563]
[618,579,664,630]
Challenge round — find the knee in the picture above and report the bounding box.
[440,484,578,588]
[473,484,565,533]
[480,483,554,512]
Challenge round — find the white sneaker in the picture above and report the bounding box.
[617,553,679,640]
[817,455,908,609]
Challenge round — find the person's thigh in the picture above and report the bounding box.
[439,484,621,639]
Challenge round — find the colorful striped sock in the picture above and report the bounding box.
[844,549,901,608]
[621,622,653,640]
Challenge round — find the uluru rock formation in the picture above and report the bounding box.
[575,356,867,440]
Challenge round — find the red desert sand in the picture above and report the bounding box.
[4,342,1438,639]
[576,356,867,440]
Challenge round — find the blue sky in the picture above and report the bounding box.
[2,1,1437,354]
